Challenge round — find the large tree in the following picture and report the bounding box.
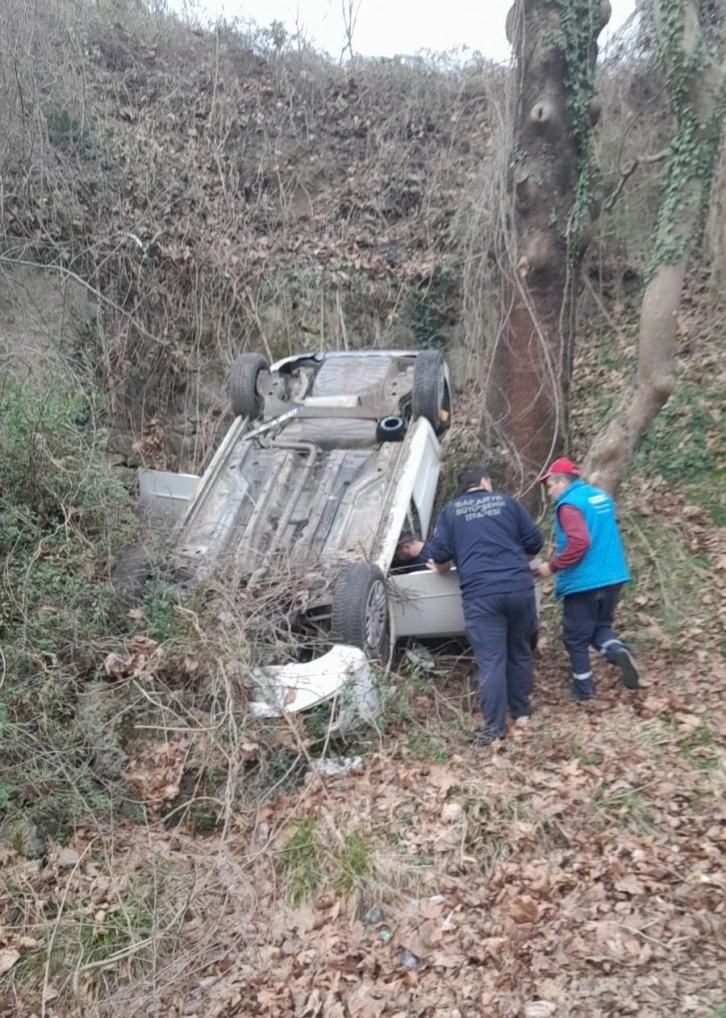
[484,0,610,503]
[585,0,725,493]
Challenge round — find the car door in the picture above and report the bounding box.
[388,567,465,639]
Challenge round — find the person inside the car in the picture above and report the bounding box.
[399,464,543,747]
[391,531,430,574]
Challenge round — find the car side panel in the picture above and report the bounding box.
[389,569,466,639]
[390,567,543,640]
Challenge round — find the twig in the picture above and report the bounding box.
[627,514,673,619]
[616,923,672,950]
[243,286,274,362]
[605,149,669,211]
[0,255,168,348]
[42,839,97,1018]
[335,289,349,351]
[583,274,631,342]
[71,895,192,993]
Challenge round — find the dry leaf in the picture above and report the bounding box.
[0,950,20,975]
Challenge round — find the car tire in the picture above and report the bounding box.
[412,349,451,435]
[331,563,390,661]
[228,352,270,419]
[376,415,406,443]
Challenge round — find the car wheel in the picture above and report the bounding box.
[331,563,390,661]
[228,352,270,419]
[412,349,451,434]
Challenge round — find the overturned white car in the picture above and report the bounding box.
[132,348,470,730]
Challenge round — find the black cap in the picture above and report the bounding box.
[457,464,490,495]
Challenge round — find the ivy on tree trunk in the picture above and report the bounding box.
[585,0,725,494]
[484,0,610,504]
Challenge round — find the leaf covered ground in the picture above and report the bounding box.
[1,6,725,1016]
[2,281,726,1018]
[2,642,725,1017]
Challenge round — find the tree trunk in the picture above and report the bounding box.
[705,141,726,292]
[585,0,725,495]
[484,0,609,504]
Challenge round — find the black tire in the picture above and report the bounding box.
[228,353,270,419]
[376,415,406,443]
[331,563,390,661]
[411,349,451,435]
[111,545,153,606]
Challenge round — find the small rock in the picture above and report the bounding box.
[311,756,364,776]
[0,818,45,859]
[441,802,464,824]
[0,949,20,975]
[56,846,81,869]
[400,948,419,971]
[404,643,436,672]
[106,431,135,458]
[524,1003,556,1018]
[364,905,385,928]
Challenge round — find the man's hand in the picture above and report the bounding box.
[426,559,451,574]
[531,562,552,579]
[398,539,424,560]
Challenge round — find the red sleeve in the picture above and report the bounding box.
[549,505,590,572]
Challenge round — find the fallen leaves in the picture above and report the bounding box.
[0,950,19,975]
[127,740,188,805]
[104,635,163,680]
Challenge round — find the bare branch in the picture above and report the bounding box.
[604,149,670,211]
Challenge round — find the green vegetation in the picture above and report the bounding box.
[646,0,725,278]
[406,728,449,763]
[593,783,655,833]
[553,0,601,262]
[407,265,460,349]
[635,382,721,482]
[335,830,372,894]
[8,865,180,993]
[0,380,136,841]
[620,512,709,637]
[677,721,718,769]
[280,818,321,905]
[279,820,374,904]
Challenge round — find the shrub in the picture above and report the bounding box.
[0,378,137,842]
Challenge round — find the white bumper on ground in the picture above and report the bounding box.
[249,644,379,734]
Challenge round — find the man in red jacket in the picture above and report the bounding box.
[533,457,640,701]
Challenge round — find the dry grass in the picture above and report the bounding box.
[0,0,504,475]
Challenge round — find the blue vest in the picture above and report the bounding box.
[553,480,630,598]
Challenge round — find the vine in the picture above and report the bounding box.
[646,0,725,279]
[556,0,598,158]
[555,0,601,266]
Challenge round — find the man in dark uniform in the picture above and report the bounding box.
[533,457,640,701]
[401,464,543,746]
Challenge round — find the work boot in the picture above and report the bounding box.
[470,725,503,748]
[613,645,640,690]
[511,706,533,722]
[566,678,596,702]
